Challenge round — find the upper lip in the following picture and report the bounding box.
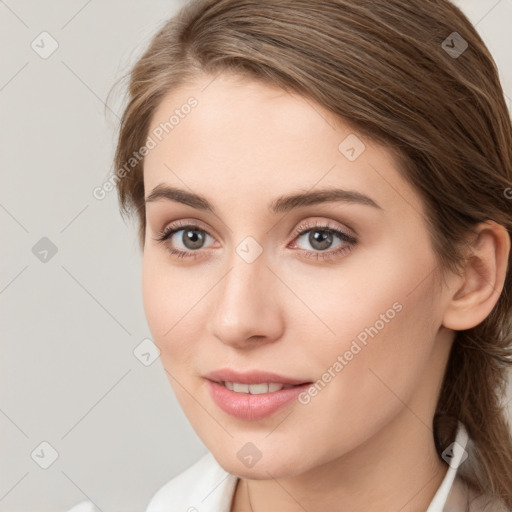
[204,368,312,386]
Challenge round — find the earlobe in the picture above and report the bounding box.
[442,220,510,331]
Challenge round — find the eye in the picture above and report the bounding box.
[154,218,357,261]
[289,219,357,261]
[153,220,215,259]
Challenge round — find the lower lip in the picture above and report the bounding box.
[206,380,312,420]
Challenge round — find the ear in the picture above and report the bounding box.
[442,220,510,331]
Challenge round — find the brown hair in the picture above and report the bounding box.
[108,0,512,506]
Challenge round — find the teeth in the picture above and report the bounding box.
[233,382,250,393]
[224,382,294,394]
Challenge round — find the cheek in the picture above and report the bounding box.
[142,254,210,422]
[300,262,439,426]
[141,251,213,371]
[141,253,186,357]
[290,245,439,383]
[141,256,169,340]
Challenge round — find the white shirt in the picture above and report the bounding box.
[68,421,509,512]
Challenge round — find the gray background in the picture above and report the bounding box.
[1,1,511,511]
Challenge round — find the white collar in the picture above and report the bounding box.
[426,420,469,512]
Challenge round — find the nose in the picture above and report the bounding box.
[207,251,285,349]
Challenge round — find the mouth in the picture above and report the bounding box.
[204,369,313,420]
[218,381,302,393]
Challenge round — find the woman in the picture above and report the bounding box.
[98,0,512,510]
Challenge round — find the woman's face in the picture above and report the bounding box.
[142,72,455,478]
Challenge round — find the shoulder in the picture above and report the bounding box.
[467,488,511,512]
[444,477,511,512]
[65,452,238,512]
[146,451,239,512]
[431,422,511,512]
[65,502,100,512]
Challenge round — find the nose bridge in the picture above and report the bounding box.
[208,243,283,347]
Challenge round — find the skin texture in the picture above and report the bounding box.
[141,72,510,512]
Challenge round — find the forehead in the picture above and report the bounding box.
[143,72,424,218]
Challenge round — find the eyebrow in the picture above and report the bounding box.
[145,184,382,214]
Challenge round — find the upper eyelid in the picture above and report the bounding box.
[159,218,211,235]
[292,219,356,240]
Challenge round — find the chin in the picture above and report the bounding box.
[211,447,311,480]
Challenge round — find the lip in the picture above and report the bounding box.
[204,368,311,386]
[204,368,313,420]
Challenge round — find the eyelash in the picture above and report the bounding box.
[153,219,357,261]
